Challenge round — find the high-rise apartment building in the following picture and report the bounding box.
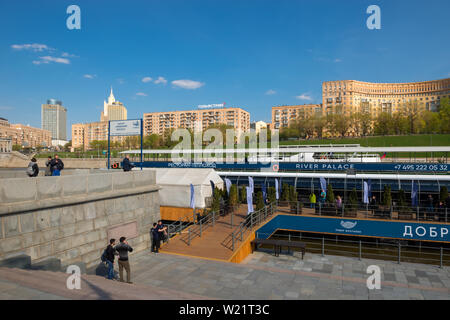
[41,99,67,141]
[143,107,250,136]
[72,88,127,150]
[271,78,450,130]
[0,118,51,148]
[322,78,450,117]
[272,104,323,129]
[101,87,127,121]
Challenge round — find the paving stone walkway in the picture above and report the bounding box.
[0,250,449,299]
[130,250,449,300]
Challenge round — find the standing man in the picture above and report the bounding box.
[156,220,168,243]
[45,156,52,176]
[122,154,134,172]
[115,237,133,284]
[150,223,160,253]
[105,239,118,280]
[50,154,64,176]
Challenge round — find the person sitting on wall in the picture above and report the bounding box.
[26,158,39,177]
[122,154,134,172]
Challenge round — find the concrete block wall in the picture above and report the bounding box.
[0,171,160,269]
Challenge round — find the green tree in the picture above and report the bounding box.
[211,187,222,213]
[326,184,335,204]
[12,144,21,151]
[374,112,393,136]
[144,134,161,149]
[229,184,238,207]
[281,183,290,202]
[240,186,247,204]
[440,186,448,203]
[347,188,358,211]
[438,97,450,133]
[382,185,392,207]
[268,186,276,204]
[255,191,265,211]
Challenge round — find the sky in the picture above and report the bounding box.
[0,0,449,139]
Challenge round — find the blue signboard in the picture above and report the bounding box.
[255,215,450,243]
[137,161,449,173]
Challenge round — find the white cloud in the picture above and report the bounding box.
[83,74,96,79]
[295,94,313,101]
[154,76,167,85]
[136,92,148,96]
[334,58,342,63]
[33,56,70,65]
[11,43,50,52]
[265,89,276,95]
[171,79,204,90]
[62,52,78,58]
[142,77,153,83]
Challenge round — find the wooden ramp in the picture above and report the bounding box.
[160,205,251,261]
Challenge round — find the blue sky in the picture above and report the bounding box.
[0,0,449,139]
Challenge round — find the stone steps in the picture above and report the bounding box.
[0,267,210,300]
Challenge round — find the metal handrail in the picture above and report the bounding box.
[180,208,223,245]
[276,201,449,223]
[222,203,276,251]
[255,231,450,268]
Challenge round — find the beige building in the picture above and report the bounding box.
[101,87,127,122]
[0,138,12,152]
[322,78,450,117]
[250,121,268,134]
[143,107,250,136]
[272,104,323,129]
[0,118,51,148]
[72,88,127,151]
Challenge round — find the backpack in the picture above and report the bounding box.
[26,163,34,176]
[101,247,108,262]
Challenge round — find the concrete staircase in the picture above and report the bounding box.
[0,267,210,300]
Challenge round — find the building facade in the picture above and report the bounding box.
[0,118,51,148]
[0,138,12,153]
[250,121,268,134]
[271,104,323,129]
[101,87,127,122]
[41,99,67,141]
[72,89,127,151]
[143,107,250,136]
[322,78,450,117]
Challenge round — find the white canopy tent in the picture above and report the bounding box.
[152,168,224,208]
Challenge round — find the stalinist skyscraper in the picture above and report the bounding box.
[101,87,127,121]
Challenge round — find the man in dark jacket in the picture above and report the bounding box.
[105,239,118,280]
[122,155,134,172]
[150,223,160,253]
[115,237,133,283]
[156,220,168,243]
[50,154,64,176]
